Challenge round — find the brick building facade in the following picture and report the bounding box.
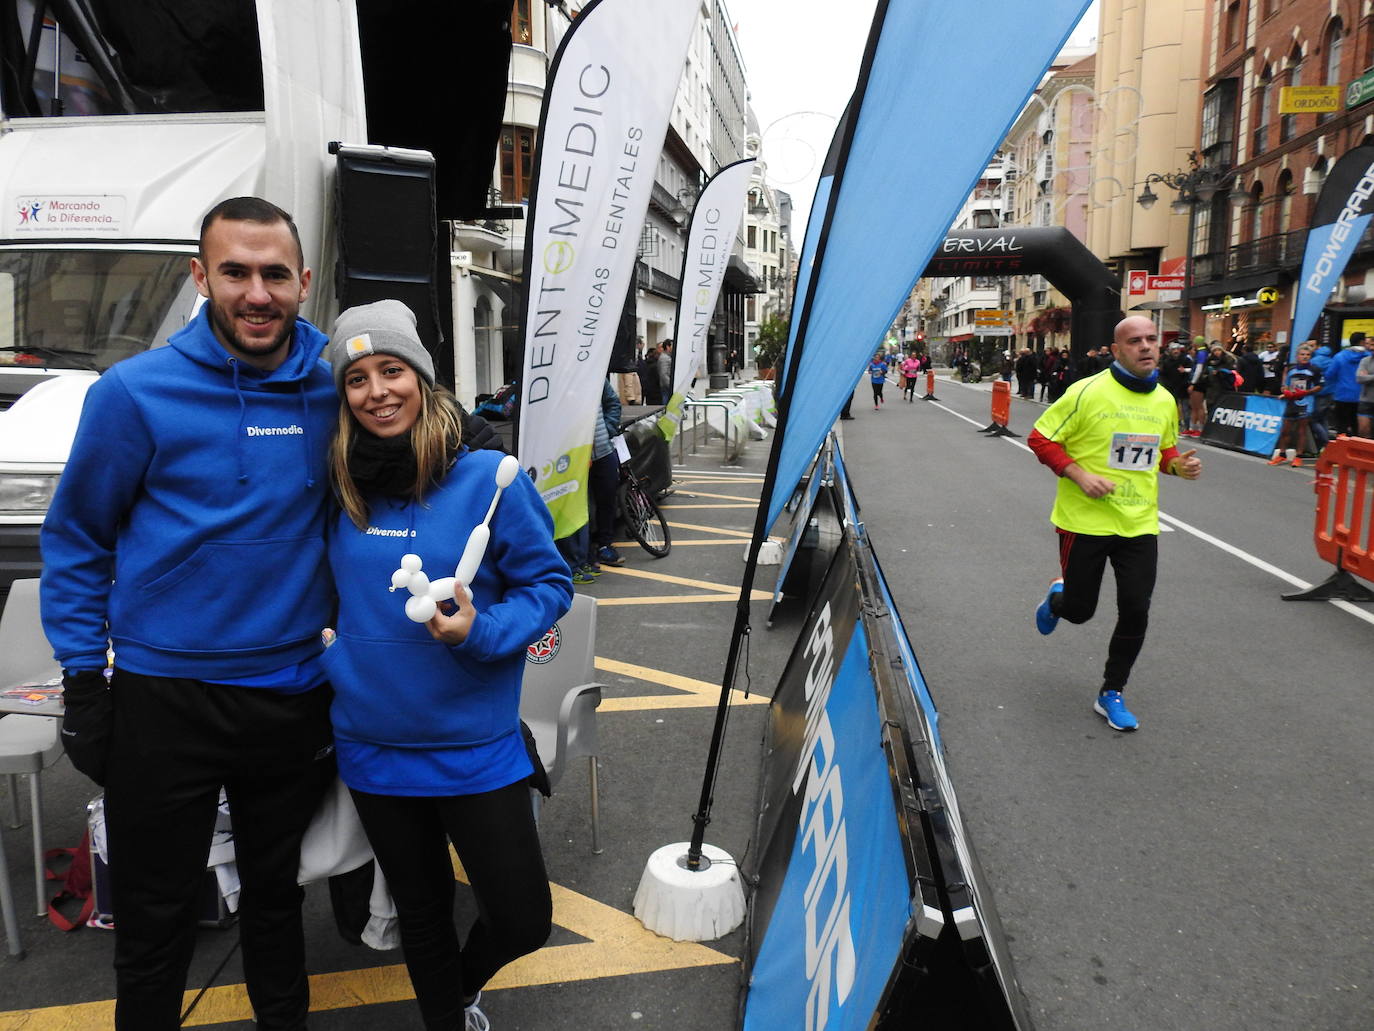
[1197,0,1374,346]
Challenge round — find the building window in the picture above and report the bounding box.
[1281,48,1302,143]
[747,224,757,248]
[1194,202,1213,259]
[1249,183,1264,241]
[511,0,532,44]
[1201,80,1238,167]
[1319,20,1343,125]
[1277,170,1294,236]
[499,125,535,203]
[1253,66,1273,157]
[1225,1,1243,50]
[1325,18,1344,85]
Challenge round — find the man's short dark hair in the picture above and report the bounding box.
[199,196,304,269]
[1350,331,1367,346]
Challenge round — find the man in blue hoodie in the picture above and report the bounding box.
[1324,331,1370,438]
[39,197,337,1031]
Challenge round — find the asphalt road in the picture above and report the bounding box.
[838,375,1374,1031]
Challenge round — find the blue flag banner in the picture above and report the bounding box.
[765,0,1091,529]
[1288,144,1374,362]
[776,158,834,399]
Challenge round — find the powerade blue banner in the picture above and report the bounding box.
[764,0,1091,529]
[744,574,911,1031]
[1202,391,1285,456]
[1289,145,1374,362]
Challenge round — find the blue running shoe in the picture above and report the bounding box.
[1035,578,1064,635]
[1093,690,1138,732]
[571,567,596,585]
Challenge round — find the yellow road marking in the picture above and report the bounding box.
[671,476,765,485]
[669,490,760,501]
[665,521,755,539]
[595,593,770,606]
[595,656,767,710]
[662,503,757,509]
[0,874,735,1029]
[597,565,737,593]
[648,538,754,546]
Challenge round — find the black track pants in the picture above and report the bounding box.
[104,672,335,1031]
[349,781,552,1030]
[1052,530,1158,692]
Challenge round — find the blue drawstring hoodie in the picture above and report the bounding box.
[323,447,573,795]
[40,304,338,679]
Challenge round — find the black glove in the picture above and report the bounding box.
[60,669,113,785]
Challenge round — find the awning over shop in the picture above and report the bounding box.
[724,254,762,293]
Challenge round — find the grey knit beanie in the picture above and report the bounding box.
[329,299,435,390]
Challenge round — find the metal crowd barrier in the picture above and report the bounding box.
[680,398,739,465]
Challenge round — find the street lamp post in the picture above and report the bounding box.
[1136,151,1236,342]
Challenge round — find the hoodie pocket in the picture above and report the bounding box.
[122,535,330,654]
[321,632,504,747]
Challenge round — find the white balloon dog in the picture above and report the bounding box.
[387,454,522,622]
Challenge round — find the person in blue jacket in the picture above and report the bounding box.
[324,299,573,1031]
[867,350,888,410]
[1323,331,1370,438]
[39,197,338,1030]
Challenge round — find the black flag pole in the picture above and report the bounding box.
[684,0,893,872]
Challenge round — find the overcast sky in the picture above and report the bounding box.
[725,0,1101,236]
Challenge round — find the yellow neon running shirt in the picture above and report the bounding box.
[1033,370,1179,536]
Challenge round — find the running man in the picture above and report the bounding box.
[1027,316,1203,732]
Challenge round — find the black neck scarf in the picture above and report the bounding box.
[348,431,417,499]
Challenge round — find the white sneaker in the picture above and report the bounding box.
[465,992,491,1031]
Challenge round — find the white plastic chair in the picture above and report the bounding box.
[520,594,604,854]
[0,578,63,919]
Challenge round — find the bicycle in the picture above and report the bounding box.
[616,464,670,557]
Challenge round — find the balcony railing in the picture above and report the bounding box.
[1194,228,1306,284]
[636,262,682,299]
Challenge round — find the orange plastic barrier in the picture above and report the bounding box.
[991,380,1011,427]
[1284,434,1374,601]
[978,380,1019,438]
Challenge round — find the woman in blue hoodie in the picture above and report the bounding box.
[323,300,572,1031]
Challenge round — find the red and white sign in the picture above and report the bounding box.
[1159,256,1187,278]
[1147,275,1186,291]
[1128,270,1147,296]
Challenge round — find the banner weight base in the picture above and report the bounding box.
[755,539,784,565]
[1281,568,1374,602]
[633,841,745,942]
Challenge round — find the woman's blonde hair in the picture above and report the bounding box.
[329,377,464,529]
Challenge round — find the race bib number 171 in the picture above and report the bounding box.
[1107,432,1160,471]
